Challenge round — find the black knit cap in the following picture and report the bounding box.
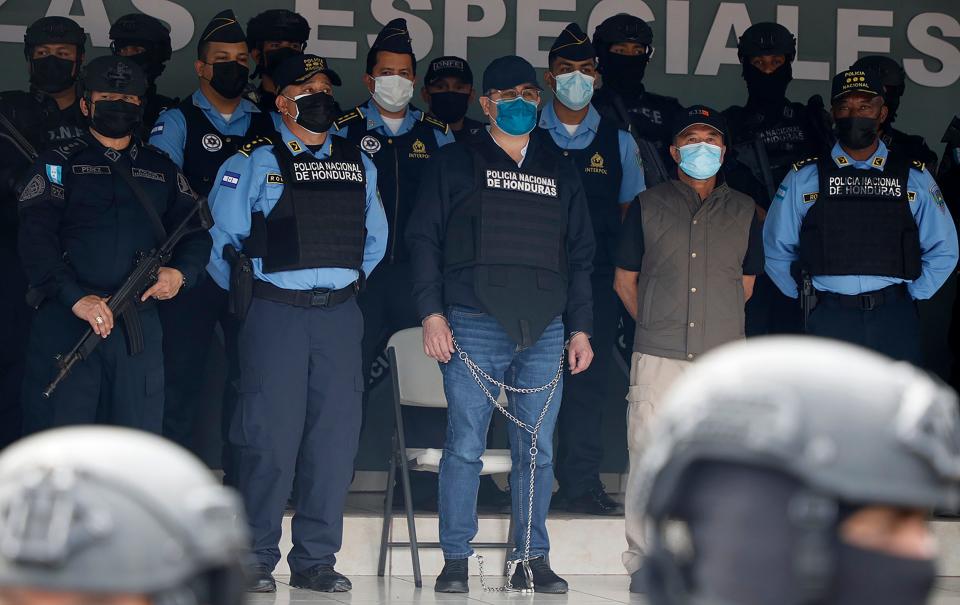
[371,18,413,54]
[198,10,245,50]
[549,23,596,63]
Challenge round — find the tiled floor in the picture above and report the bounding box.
[250,575,960,604]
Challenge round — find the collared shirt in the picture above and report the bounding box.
[763,141,958,300]
[538,102,646,204]
[331,98,455,147]
[206,120,387,291]
[149,89,264,168]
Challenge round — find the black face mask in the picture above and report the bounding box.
[90,99,143,138]
[600,52,649,97]
[288,91,337,134]
[207,61,249,99]
[836,116,880,150]
[744,62,793,107]
[30,55,77,94]
[429,91,470,124]
[830,543,936,605]
[263,47,301,79]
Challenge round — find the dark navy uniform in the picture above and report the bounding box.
[592,85,681,180]
[452,116,486,142]
[18,134,211,434]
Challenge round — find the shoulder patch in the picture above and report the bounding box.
[908,191,917,202]
[52,138,88,161]
[237,135,273,157]
[266,173,284,184]
[792,156,819,171]
[802,192,819,204]
[334,109,363,130]
[423,114,450,133]
[911,159,926,172]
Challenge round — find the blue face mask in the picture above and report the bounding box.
[553,71,595,111]
[678,142,723,180]
[493,97,539,136]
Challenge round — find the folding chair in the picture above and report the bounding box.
[377,327,514,587]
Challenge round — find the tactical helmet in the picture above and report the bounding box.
[0,427,249,605]
[23,16,86,59]
[592,13,654,57]
[852,55,906,96]
[80,55,149,98]
[246,9,310,50]
[109,13,173,64]
[737,22,797,62]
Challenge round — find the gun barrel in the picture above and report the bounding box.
[42,355,78,398]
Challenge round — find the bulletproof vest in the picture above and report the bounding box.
[337,105,445,264]
[881,128,938,169]
[800,154,921,280]
[726,102,819,188]
[178,98,275,196]
[137,91,177,142]
[47,99,86,144]
[444,137,569,347]
[243,138,367,274]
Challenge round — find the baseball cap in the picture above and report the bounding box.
[482,55,542,94]
[831,68,885,102]
[272,53,342,92]
[672,105,727,140]
[425,56,473,86]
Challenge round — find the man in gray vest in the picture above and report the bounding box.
[613,105,763,593]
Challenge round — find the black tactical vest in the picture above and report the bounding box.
[178,97,275,196]
[444,137,569,346]
[336,105,447,264]
[800,153,921,279]
[243,138,367,274]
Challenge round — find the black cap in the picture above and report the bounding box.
[831,68,884,103]
[371,18,413,54]
[592,13,653,53]
[24,16,86,57]
[851,55,906,89]
[198,10,245,50]
[425,56,472,86]
[246,9,310,48]
[737,22,796,62]
[482,55,542,94]
[272,53,342,92]
[109,14,172,62]
[81,55,148,97]
[672,105,727,140]
[549,23,595,63]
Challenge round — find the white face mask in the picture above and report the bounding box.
[372,74,414,112]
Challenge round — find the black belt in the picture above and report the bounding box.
[815,283,910,311]
[252,280,357,309]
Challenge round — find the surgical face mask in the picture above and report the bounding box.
[90,99,143,138]
[492,97,538,137]
[285,91,337,135]
[372,74,414,113]
[836,116,880,150]
[830,542,936,605]
[30,55,77,94]
[553,70,595,111]
[600,52,649,96]
[678,142,723,180]
[743,62,792,107]
[207,61,249,99]
[429,91,470,124]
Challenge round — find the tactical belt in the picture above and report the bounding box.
[815,283,910,311]
[252,280,357,309]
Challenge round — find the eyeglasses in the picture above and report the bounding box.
[488,88,541,102]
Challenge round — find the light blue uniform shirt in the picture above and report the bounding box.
[149,89,265,168]
[538,102,646,204]
[763,141,958,300]
[331,98,455,146]
[206,120,387,291]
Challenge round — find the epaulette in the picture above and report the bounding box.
[237,135,273,157]
[910,159,926,172]
[422,113,450,133]
[792,156,819,171]
[334,108,364,130]
[51,138,88,161]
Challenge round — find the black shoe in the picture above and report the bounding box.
[566,487,623,516]
[290,565,352,592]
[549,490,569,511]
[435,558,469,593]
[245,566,276,593]
[509,557,568,594]
[629,568,647,594]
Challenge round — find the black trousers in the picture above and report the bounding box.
[806,294,921,364]
[555,269,624,498]
[21,301,164,434]
[160,276,240,477]
[745,274,803,336]
[0,242,30,448]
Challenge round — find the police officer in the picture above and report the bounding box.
[206,53,386,593]
[245,9,310,116]
[635,337,960,605]
[537,23,645,516]
[852,55,938,168]
[334,19,455,396]
[764,68,959,363]
[150,10,274,455]
[18,55,211,435]
[0,426,248,605]
[421,56,484,141]
[109,13,178,141]
[591,13,682,186]
[408,55,595,594]
[724,22,833,337]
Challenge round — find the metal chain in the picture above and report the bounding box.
[451,335,565,593]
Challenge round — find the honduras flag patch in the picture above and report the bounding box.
[221,171,241,189]
[151,122,165,136]
[45,164,63,185]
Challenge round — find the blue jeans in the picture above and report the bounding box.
[438,306,565,560]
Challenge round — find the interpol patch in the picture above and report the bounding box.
[221,171,241,189]
[802,192,819,203]
[266,173,283,184]
[45,164,62,185]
